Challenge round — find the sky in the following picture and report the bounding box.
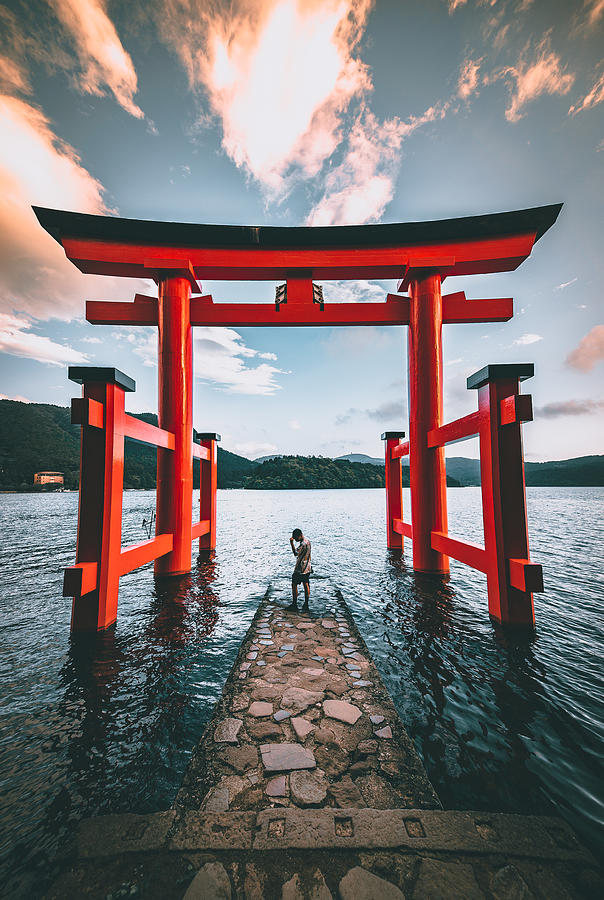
[0,0,602,462]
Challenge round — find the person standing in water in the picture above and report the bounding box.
[289,528,311,610]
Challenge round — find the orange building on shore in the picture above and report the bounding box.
[34,471,64,485]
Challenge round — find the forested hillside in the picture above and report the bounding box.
[0,400,254,490]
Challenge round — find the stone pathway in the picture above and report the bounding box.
[175,598,440,814]
[46,596,602,899]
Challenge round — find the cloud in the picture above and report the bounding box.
[584,0,604,26]
[234,441,278,458]
[0,53,31,94]
[289,419,301,430]
[365,399,406,422]
[495,35,575,122]
[458,58,482,99]
[0,93,108,325]
[307,103,448,225]
[335,398,406,426]
[121,323,285,394]
[536,398,604,418]
[0,312,89,366]
[513,333,543,345]
[322,280,385,302]
[0,392,31,402]
[81,335,103,343]
[554,277,578,291]
[566,325,604,371]
[569,69,604,115]
[157,0,373,193]
[50,0,144,118]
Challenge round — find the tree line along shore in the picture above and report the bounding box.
[1,399,602,492]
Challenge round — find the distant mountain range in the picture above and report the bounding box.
[1,400,602,490]
[337,452,604,487]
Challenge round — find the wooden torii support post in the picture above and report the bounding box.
[34,203,561,628]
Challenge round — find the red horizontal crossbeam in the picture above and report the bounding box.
[122,414,175,449]
[431,531,488,573]
[500,394,533,426]
[392,518,413,538]
[63,561,98,597]
[191,519,211,539]
[192,442,210,461]
[427,411,482,448]
[119,533,173,576]
[508,558,544,592]
[441,291,513,323]
[391,440,410,459]
[65,232,536,281]
[71,397,104,428]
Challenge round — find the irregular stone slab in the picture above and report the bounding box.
[247,652,258,660]
[184,861,232,899]
[248,701,273,717]
[413,858,484,899]
[375,725,393,739]
[260,743,316,772]
[281,686,324,712]
[214,718,242,743]
[246,721,283,740]
[219,745,259,774]
[240,662,251,670]
[327,775,364,808]
[289,770,328,806]
[323,699,362,724]
[274,709,292,722]
[339,867,403,900]
[281,644,295,651]
[256,661,266,667]
[321,620,336,628]
[311,655,324,661]
[291,717,314,740]
[201,786,230,812]
[314,744,349,776]
[353,680,373,687]
[355,773,400,808]
[265,775,287,797]
[302,667,324,675]
[281,871,333,900]
[490,864,535,899]
[370,714,385,725]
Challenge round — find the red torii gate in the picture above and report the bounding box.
[34,203,561,631]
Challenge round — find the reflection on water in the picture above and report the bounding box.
[0,487,603,897]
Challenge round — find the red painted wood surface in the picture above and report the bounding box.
[384,436,404,550]
[199,437,217,550]
[155,276,193,577]
[63,232,537,281]
[407,273,449,574]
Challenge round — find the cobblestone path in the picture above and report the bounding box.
[176,597,440,814]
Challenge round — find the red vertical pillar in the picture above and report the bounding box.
[382,431,405,550]
[469,363,541,626]
[407,272,449,574]
[155,275,193,576]
[199,432,220,551]
[65,367,134,631]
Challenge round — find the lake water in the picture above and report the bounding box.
[0,487,603,896]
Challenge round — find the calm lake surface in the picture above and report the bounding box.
[1,487,603,896]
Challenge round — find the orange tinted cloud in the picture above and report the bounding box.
[0,94,108,322]
[50,0,144,118]
[569,70,604,115]
[158,0,374,192]
[497,35,575,122]
[566,325,604,371]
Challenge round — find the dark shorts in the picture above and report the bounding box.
[292,572,310,586]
